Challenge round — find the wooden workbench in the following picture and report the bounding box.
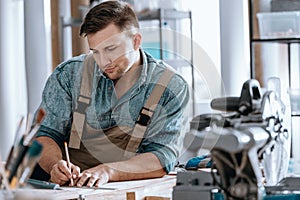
[0,175,176,200]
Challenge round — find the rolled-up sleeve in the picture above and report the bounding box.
[138,74,190,173]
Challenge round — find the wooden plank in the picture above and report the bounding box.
[50,0,61,70]
[71,0,89,56]
[126,191,136,200]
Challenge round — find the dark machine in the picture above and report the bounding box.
[173,79,300,200]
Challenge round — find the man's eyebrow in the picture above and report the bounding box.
[104,44,116,49]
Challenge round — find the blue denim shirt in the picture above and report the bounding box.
[37,50,189,172]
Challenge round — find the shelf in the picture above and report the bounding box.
[248,0,300,87]
[137,9,191,21]
[137,8,195,116]
[252,38,300,44]
[61,9,192,27]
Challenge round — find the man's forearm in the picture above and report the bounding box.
[35,136,63,174]
[70,152,168,187]
[106,152,166,181]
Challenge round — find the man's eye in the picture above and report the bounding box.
[107,46,117,51]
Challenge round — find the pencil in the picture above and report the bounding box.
[64,142,74,186]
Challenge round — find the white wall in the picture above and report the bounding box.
[178,0,252,162]
[0,0,51,159]
[176,0,223,162]
[0,0,27,159]
[24,0,52,113]
[219,0,251,96]
[180,0,222,116]
[170,0,251,103]
[181,1,221,73]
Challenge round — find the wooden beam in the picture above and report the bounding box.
[50,0,61,70]
[71,0,89,56]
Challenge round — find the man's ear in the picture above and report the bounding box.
[133,33,142,50]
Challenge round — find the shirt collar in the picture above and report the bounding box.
[138,48,148,86]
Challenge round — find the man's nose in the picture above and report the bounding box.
[99,52,112,67]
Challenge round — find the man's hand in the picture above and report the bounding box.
[74,153,166,188]
[75,164,110,187]
[50,160,80,186]
[36,136,166,187]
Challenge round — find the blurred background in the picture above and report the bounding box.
[1,0,298,162]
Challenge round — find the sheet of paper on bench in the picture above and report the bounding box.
[60,175,175,192]
[3,175,176,200]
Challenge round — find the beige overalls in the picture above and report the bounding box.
[67,54,174,170]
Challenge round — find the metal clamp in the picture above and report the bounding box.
[75,95,91,113]
[136,107,154,126]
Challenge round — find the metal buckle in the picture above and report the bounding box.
[76,95,91,113]
[136,107,154,126]
[136,113,151,126]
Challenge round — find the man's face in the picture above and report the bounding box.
[87,24,140,80]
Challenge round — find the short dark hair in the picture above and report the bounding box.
[80,1,139,37]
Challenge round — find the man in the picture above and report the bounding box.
[32,0,189,187]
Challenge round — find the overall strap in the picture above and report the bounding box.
[69,54,95,149]
[124,68,175,157]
